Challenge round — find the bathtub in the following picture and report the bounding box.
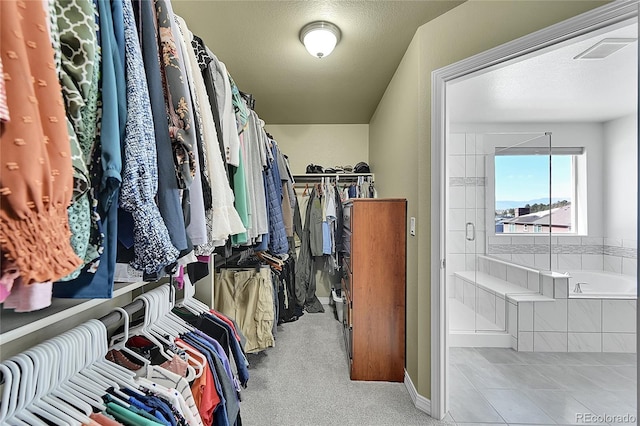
[567,270,637,299]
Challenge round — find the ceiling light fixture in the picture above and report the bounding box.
[299,21,341,59]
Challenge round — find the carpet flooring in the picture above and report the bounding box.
[239,305,448,426]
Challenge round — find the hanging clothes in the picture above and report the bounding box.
[214,268,275,353]
[2,0,295,309]
[174,16,208,249]
[206,54,240,168]
[175,16,246,251]
[133,0,189,253]
[264,141,289,255]
[0,0,82,285]
[154,0,197,190]
[295,188,325,313]
[54,0,101,280]
[120,0,179,274]
[51,0,126,300]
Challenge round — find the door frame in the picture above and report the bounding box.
[430,1,639,419]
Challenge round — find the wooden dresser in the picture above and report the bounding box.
[341,198,406,382]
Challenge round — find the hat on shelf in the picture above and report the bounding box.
[305,163,324,174]
[353,162,370,173]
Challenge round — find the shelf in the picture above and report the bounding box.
[0,281,148,345]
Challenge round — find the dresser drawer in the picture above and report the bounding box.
[343,202,352,230]
[342,270,351,299]
[343,321,352,363]
[342,257,351,276]
[342,229,351,258]
[341,293,348,328]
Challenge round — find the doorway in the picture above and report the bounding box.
[431,2,639,420]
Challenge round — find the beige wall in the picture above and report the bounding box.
[265,124,369,175]
[369,33,421,388]
[369,0,609,399]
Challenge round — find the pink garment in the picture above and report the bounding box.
[174,264,184,290]
[89,412,123,426]
[3,279,53,312]
[0,260,20,303]
[160,354,189,377]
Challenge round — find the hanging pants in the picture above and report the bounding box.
[214,268,275,353]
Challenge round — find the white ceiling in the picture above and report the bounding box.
[448,21,638,124]
[171,0,463,124]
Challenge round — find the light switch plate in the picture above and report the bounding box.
[410,217,416,236]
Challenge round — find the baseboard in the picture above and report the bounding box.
[449,331,512,348]
[404,370,431,415]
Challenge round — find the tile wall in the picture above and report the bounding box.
[508,297,637,353]
[447,133,487,298]
[487,235,637,276]
[482,256,637,353]
[453,275,506,332]
[448,133,636,353]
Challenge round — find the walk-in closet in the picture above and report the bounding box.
[2,1,636,425]
[0,0,410,424]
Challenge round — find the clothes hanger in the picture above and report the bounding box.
[64,326,134,404]
[39,339,106,412]
[3,359,42,426]
[4,356,42,425]
[27,345,91,425]
[148,286,199,381]
[171,283,208,379]
[134,291,175,362]
[109,289,174,363]
[145,289,181,344]
[69,327,125,388]
[183,271,212,314]
[9,354,75,426]
[0,363,28,425]
[0,363,12,423]
[177,275,207,315]
[65,330,121,404]
[50,331,108,402]
[83,320,146,397]
[53,326,135,411]
[108,307,152,374]
[28,344,94,423]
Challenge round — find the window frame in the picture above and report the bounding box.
[489,146,586,237]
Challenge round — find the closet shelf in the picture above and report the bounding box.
[0,281,148,345]
[292,173,374,182]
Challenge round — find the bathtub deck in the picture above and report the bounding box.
[454,271,552,301]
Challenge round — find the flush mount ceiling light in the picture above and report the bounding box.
[299,21,341,59]
[573,38,637,60]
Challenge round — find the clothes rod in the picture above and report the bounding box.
[292,173,373,183]
[98,298,146,327]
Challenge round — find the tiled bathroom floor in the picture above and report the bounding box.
[449,347,637,425]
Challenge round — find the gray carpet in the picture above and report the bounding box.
[238,305,449,426]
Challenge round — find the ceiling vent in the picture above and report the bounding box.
[574,38,637,60]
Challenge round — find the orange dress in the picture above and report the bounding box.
[0,0,82,284]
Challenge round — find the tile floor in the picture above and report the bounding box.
[449,347,637,425]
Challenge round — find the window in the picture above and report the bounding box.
[494,147,583,234]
